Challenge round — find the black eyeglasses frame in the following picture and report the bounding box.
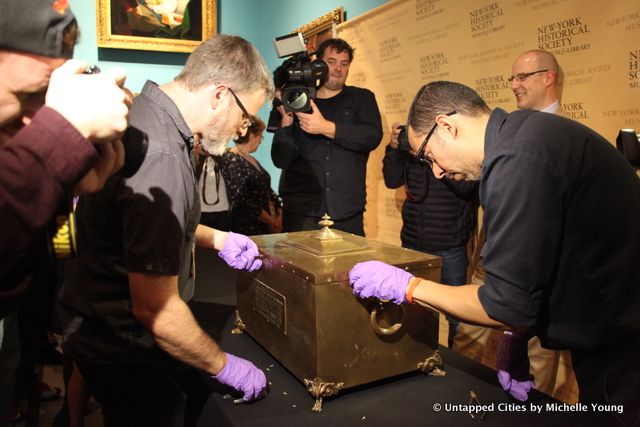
[228,87,254,129]
[507,69,549,83]
[414,111,457,166]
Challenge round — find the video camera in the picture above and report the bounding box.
[273,33,328,113]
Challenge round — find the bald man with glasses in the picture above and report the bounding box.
[509,49,564,114]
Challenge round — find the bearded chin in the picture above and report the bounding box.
[323,79,344,91]
[201,136,227,156]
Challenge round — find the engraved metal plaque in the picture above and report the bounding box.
[253,280,287,334]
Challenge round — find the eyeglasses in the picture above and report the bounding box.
[507,69,549,83]
[228,87,254,129]
[414,111,456,167]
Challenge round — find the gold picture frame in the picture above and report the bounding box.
[293,7,345,53]
[96,0,217,53]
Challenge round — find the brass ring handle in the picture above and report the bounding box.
[370,303,405,336]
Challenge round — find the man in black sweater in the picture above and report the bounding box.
[382,123,477,347]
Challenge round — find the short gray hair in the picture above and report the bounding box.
[176,35,274,99]
[408,81,490,135]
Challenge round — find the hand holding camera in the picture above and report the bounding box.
[390,123,412,154]
[390,122,404,149]
[294,99,333,137]
[46,59,130,144]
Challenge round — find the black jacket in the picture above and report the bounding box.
[382,144,477,251]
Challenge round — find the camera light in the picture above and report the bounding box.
[273,33,307,58]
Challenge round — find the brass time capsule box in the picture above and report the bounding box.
[233,228,443,411]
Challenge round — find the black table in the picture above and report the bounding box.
[191,301,600,427]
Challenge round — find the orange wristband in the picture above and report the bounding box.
[405,277,420,304]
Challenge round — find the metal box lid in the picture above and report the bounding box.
[253,228,441,285]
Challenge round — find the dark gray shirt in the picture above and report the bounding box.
[58,81,201,366]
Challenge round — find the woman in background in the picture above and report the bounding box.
[197,150,230,231]
[222,116,282,235]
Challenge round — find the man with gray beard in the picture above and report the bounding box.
[57,35,274,426]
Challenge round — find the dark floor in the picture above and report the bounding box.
[13,347,102,427]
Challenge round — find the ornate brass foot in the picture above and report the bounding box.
[418,349,446,376]
[231,310,245,335]
[303,377,344,412]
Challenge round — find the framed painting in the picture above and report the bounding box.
[96,0,217,53]
[293,7,345,54]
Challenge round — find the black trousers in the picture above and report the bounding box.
[75,361,210,427]
[282,210,365,237]
[571,339,640,427]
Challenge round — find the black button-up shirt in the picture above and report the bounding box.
[478,108,640,351]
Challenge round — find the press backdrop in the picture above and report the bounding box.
[335,0,640,242]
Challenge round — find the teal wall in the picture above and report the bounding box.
[70,0,388,184]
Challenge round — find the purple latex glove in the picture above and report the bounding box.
[496,331,536,401]
[213,353,268,402]
[349,260,414,304]
[219,232,262,272]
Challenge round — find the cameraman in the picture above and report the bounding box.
[271,38,382,236]
[383,123,477,347]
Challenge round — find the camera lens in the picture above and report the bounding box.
[286,90,308,111]
[117,126,148,178]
